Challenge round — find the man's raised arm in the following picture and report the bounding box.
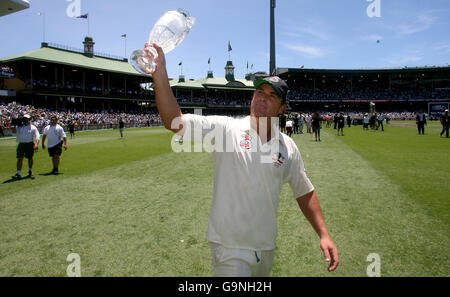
[147,43,183,133]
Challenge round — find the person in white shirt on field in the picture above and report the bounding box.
[285,118,294,137]
[306,113,312,134]
[298,113,305,134]
[42,116,67,175]
[363,114,370,131]
[376,113,384,131]
[146,43,339,277]
[13,114,40,180]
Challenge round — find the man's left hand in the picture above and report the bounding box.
[320,236,339,272]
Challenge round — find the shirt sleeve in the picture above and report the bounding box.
[33,126,40,141]
[60,127,67,138]
[287,145,314,199]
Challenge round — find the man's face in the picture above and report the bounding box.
[50,117,57,125]
[250,84,286,118]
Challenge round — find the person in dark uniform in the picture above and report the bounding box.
[440,109,449,138]
[293,113,300,134]
[279,113,286,134]
[333,113,338,130]
[416,110,426,135]
[68,120,75,139]
[312,112,322,141]
[370,113,376,130]
[0,121,4,137]
[346,114,352,128]
[119,117,125,138]
[337,113,345,136]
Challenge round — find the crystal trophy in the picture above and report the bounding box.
[130,9,195,74]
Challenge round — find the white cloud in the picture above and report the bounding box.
[280,42,325,57]
[361,34,383,42]
[385,55,423,66]
[284,26,331,41]
[393,11,438,35]
[280,18,333,41]
[433,43,450,53]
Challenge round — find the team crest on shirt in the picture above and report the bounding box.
[239,132,254,150]
[272,152,285,168]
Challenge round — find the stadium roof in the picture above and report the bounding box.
[0,0,29,17]
[0,43,150,78]
[170,79,204,89]
[171,76,255,91]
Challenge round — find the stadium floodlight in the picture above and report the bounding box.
[269,0,276,75]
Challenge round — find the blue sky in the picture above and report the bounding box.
[1,0,449,80]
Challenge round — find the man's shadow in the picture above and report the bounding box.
[2,172,63,184]
[39,172,63,176]
[3,175,32,184]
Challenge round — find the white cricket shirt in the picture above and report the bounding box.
[44,124,66,148]
[180,114,314,251]
[16,124,40,143]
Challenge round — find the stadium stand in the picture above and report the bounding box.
[277,66,450,113]
[0,101,161,137]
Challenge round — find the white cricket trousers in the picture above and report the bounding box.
[210,243,275,277]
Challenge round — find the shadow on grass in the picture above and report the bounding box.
[2,172,64,183]
[39,172,63,176]
[2,175,32,184]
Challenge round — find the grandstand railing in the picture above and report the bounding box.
[45,42,127,62]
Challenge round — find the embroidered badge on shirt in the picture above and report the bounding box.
[239,132,253,150]
[272,152,285,168]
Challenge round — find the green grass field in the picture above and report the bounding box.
[0,121,448,276]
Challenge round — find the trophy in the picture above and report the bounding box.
[130,9,195,74]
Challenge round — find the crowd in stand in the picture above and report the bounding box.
[0,101,162,136]
[176,96,252,106]
[283,110,422,122]
[24,78,149,98]
[207,97,251,105]
[0,98,441,139]
[288,84,450,101]
[177,96,205,103]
